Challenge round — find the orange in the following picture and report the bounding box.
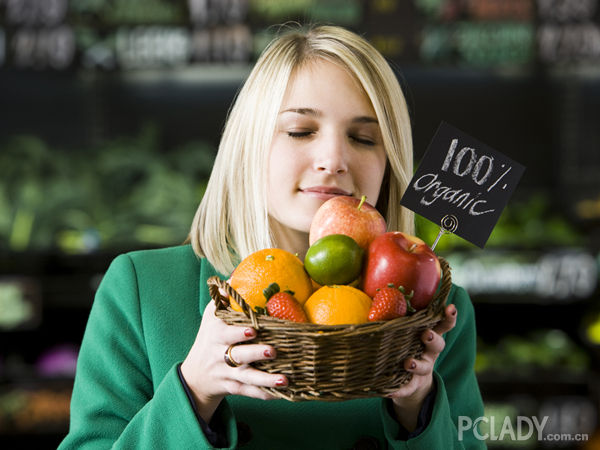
[229,248,313,312]
[304,285,372,325]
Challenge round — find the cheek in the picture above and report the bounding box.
[354,153,387,203]
[267,144,299,204]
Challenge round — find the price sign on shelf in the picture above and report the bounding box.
[401,121,526,248]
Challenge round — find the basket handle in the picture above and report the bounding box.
[207,276,261,328]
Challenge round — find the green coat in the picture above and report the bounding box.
[59,245,485,449]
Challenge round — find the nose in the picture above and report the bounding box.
[313,132,349,175]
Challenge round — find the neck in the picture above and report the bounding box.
[269,217,310,260]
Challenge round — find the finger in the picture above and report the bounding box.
[221,324,259,345]
[226,343,277,366]
[404,357,434,377]
[386,383,416,399]
[433,304,457,335]
[223,380,279,401]
[421,329,446,356]
[203,299,217,315]
[225,366,288,391]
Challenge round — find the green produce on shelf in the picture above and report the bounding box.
[0,124,216,254]
[250,0,360,25]
[71,0,186,25]
[415,191,584,252]
[475,329,590,375]
[0,283,34,330]
[584,310,600,346]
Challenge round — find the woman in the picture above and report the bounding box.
[60,25,485,449]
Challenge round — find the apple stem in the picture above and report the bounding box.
[357,195,367,211]
[409,243,418,252]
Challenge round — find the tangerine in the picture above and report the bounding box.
[229,248,313,312]
[304,285,372,325]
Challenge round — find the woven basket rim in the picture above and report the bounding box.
[208,257,452,332]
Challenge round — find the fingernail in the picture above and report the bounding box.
[244,328,255,337]
[451,306,457,316]
[275,378,287,387]
[264,349,274,358]
[410,361,416,370]
[427,331,434,342]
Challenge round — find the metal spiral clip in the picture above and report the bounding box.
[431,214,459,251]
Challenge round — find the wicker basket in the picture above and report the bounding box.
[207,257,452,402]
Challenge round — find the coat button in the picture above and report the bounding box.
[352,436,380,450]
[236,421,252,446]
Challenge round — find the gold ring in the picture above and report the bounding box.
[224,344,241,368]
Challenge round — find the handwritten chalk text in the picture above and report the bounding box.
[412,173,495,216]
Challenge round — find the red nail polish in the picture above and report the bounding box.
[264,349,273,358]
[410,361,416,370]
[451,307,457,316]
[276,378,287,387]
[244,328,255,337]
[427,332,434,342]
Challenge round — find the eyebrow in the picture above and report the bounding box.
[280,107,378,124]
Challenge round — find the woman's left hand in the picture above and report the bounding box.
[386,303,458,432]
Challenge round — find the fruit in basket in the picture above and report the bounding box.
[304,234,364,286]
[304,285,372,325]
[265,288,309,323]
[367,284,415,321]
[362,232,441,310]
[229,248,313,313]
[309,195,386,251]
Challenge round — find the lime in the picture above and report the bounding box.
[304,234,364,286]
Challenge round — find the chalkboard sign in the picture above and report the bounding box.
[401,122,526,248]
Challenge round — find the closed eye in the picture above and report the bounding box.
[350,135,376,146]
[287,131,313,138]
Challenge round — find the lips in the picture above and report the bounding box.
[300,186,353,200]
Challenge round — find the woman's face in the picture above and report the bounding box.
[267,59,388,239]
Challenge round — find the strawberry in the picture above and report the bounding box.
[367,284,414,322]
[266,291,309,323]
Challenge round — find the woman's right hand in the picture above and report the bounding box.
[180,300,287,423]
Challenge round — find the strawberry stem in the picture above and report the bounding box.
[255,306,269,316]
[263,282,280,300]
[357,195,366,211]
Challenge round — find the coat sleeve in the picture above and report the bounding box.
[58,254,240,449]
[379,285,487,449]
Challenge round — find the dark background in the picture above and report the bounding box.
[1,1,600,448]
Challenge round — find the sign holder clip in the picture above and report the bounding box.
[431,214,459,251]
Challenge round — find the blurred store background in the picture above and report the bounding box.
[1,0,600,448]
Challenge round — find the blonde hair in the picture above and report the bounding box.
[189,25,414,275]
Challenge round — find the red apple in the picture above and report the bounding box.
[362,232,441,310]
[309,195,386,251]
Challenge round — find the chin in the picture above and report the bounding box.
[293,216,313,234]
